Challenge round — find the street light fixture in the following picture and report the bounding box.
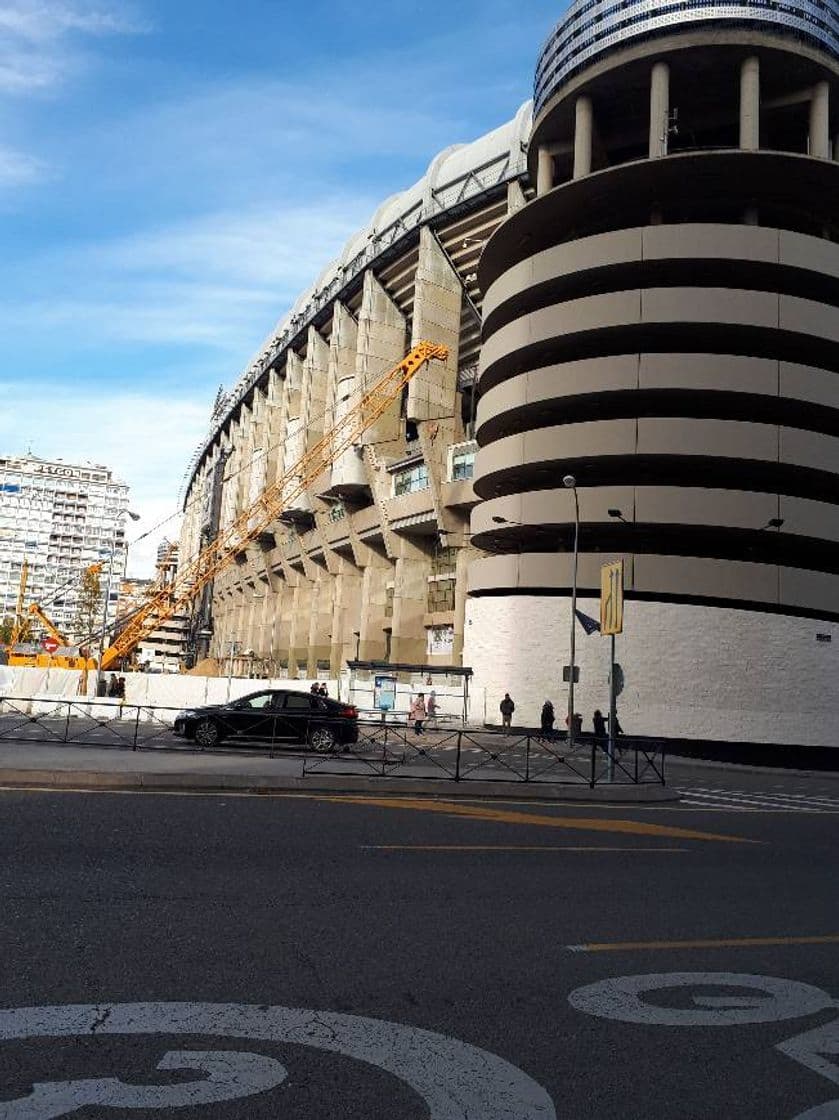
[762,518,785,530]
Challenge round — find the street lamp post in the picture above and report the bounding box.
[94,510,140,696]
[563,476,580,748]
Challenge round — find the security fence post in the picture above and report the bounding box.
[525,733,531,782]
[590,741,596,788]
[63,701,71,744]
[455,730,462,782]
[132,706,141,751]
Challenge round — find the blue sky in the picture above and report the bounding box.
[0,0,563,573]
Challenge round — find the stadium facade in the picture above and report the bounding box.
[179,2,839,744]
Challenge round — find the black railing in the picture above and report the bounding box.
[0,697,665,787]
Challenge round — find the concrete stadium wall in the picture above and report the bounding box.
[463,595,839,747]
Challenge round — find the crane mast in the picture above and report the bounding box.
[101,341,449,670]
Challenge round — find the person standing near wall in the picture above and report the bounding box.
[500,692,515,731]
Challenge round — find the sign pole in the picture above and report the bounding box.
[600,558,624,786]
[608,632,617,783]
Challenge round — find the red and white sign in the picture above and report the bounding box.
[41,636,60,653]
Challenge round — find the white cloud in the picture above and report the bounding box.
[0,142,45,185]
[0,0,145,94]
[0,197,376,354]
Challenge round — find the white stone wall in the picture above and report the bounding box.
[463,594,839,747]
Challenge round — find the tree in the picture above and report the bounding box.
[0,616,16,645]
[74,566,102,644]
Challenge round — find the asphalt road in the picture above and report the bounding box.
[1,777,838,1118]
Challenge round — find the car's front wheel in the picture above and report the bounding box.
[308,725,337,753]
[194,718,222,748]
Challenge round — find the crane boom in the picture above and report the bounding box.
[27,603,68,644]
[101,341,449,670]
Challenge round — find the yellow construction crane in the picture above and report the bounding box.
[27,602,68,644]
[100,341,449,670]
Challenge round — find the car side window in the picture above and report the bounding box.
[240,694,273,710]
[283,694,315,711]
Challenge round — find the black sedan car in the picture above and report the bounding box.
[173,689,359,752]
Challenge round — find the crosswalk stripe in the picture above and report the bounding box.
[683,786,839,805]
[677,787,839,812]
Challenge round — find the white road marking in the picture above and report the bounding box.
[2,1050,288,1119]
[0,1002,556,1120]
[570,971,839,1118]
[676,787,839,812]
[568,973,836,1026]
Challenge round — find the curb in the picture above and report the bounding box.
[0,768,679,803]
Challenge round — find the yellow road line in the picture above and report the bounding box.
[567,934,839,953]
[363,844,688,852]
[319,795,759,844]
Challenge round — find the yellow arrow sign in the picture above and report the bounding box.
[601,560,624,635]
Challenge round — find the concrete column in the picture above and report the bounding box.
[649,61,670,158]
[287,580,313,679]
[573,95,593,178]
[306,566,335,676]
[358,547,392,662]
[355,270,407,448]
[740,56,760,151]
[407,226,461,422]
[507,179,528,212]
[330,558,363,671]
[390,546,430,664]
[810,80,830,159]
[537,146,554,195]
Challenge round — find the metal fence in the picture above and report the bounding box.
[0,696,665,787]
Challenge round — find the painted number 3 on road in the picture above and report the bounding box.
[0,1002,557,1119]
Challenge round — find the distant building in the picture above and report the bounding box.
[0,453,130,641]
[135,539,189,673]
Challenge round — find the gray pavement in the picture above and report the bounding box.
[0,783,837,1118]
[0,735,672,801]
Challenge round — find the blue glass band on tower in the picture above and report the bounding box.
[535,0,839,116]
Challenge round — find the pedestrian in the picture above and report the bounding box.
[409,692,427,735]
[593,709,607,740]
[426,690,438,727]
[116,676,126,699]
[540,699,555,736]
[318,682,328,698]
[310,682,320,695]
[107,673,119,698]
[499,692,515,731]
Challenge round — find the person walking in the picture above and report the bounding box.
[318,683,328,698]
[107,674,119,698]
[499,692,515,731]
[593,709,607,741]
[409,692,427,736]
[540,699,555,736]
[426,690,438,728]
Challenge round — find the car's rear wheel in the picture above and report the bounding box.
[309,725,337,753]
[195,718,221,748]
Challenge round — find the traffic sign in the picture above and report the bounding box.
[600,560,624,635]
[41,636,60,653]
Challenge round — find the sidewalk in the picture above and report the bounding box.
[0,741,676,802]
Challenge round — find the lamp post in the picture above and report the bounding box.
[94,509,140,695]
[563,476,580,747]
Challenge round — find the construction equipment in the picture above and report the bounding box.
[99,341,449,670]
[27,602,68,644]
[3,560,100,670]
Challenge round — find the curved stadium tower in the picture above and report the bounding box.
[467,0,839,743]
[180,3,839,745]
